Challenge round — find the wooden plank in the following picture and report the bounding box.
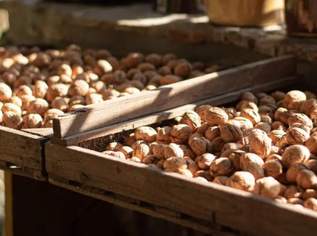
[0,126,48,180]
[49,177,233,235]
[55,76,298,145]
[46,143,317,236]
[53,56,296,139]
[22,128,53,138]
[4,172,13,236]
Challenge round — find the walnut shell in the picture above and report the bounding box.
[236,100,258,112]
[195,104,211,121]
[296,169,317,189]
[180,111,201,131]
[255,122,271,134]
[304,198,317,211]
[9,96,22,107]
[228,171,255,192]
[3,111,22,129]
[132,141,150,160]
[283,90,306,110]
[285,127,309,145]
[271,91,286,101]
[188,133,208,156]
[254,177,282,198]
[107,142,123,151]
[194,170,213,181]
[47,83,69,101]
[240,153,264,179]
[33,80,48,98]
[43,108,64,127]
[288,113,313,130]
[274,107,290,124]
[135,126,157,143]
[305,159,317,174]
[22,113,43,128]
[174,61,192,77]
[305,135,317,154]
[248,129,272,157]
[263,159,283,178]
[163,156,187,172]
[28,98,49,115]
[228,150,246,170]
[303,189,317,200]
[164,143,184,159]
[213,176,229,186]
[210,157,233,176]
[282,145,310,167]
[156,126,172,143]
[170,124,192,144]
[204,107,228,126]
[219,123,243,142]
[300,99,317,115]
[240,92,257,103]
[2,103,22,116]
[159,75,181,85]
[0,82,12,101]
[283,185,303,199]
[204,126,220,141]
[150,142,165,159]
[230,117,253,130]
[286,163,307,183]
[240,108,261,125]
[269,129,286,144]
[118,146,134,158]
[195,153,216,170]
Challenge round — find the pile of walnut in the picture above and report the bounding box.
[105,90,317,212]
[0,45,216,129]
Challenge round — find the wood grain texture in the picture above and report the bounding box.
[46,143,317,236]
[53,56,296,139]
[55,76,298,145]
[0,126,48,180]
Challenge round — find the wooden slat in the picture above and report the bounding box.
[49,177,237,235]
[46,143,317,236]
[55,76,298,145]
[53,56,296,139]
[4,172,13,236]
[0,126,48,180]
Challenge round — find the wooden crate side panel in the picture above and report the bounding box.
[53,56,296,138]
[57,76,297,145]
[46,143,317,236]
[0,126,46,170]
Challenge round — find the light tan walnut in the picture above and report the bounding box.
[263,159,283,178]
[283,90,306,110]
[219,123,243,142]
[132,141,150,160]
[135,126,157,143]
[228,171,255,192]
[248,129,272,157]
[22,113,43,128]
[195,153,216,170]
[156,126,172,143]
[163,156,187,172]
[304,198,317,211]
[286,163,307,183]
[164,143,184,159]
[180,111,201,131]
[240,153,264,179]
[282,145,310,167]
[204,107,228,126]
[254,177,282,198]
[240,108,261,125]
[170,124,192,144]
[210,157,233,176]
[188,133,209,156]
[286,127,309,145]
[3,111,22,129]
[204,126,220,141]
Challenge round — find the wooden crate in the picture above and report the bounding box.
[0,43,268,181]
[0,128,52,180]
[44,56,314,236]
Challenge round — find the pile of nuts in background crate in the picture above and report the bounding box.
[0,45,219,129]
[101,89,317,212]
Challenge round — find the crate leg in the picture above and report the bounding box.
[4,172,13,236]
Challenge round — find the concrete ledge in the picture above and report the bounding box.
[3,0,317,64]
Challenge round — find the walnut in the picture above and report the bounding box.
[150,142,165,159]
[300,99,317,115]
[285,127,309,145]
[240,153,264,179]
[283,185,303,199]
[271,121,286,130]
[303,189,317,200]
[271,91,286,101]
[180,111,201,131]
[204,126,220,141]
[296,169,317,189]
[240,108,261,125]
[221,143,243,157]
[288,113,313,129]
[305,159,317,174]
[28,98,49,115]
[43,108,64,127]
[22,113,43,128]
[219,123,243,142]
[210,157,233,176]
[274,107,290,124]
[188,133,208,156]
[228,150,246,169]
[304,198,317,211]
[269,129,286,144]
[286,163,307,183]
[159,75,181,85]
[305,135,317,154]
[240,92,257,103]
[283,90,306,110]
[0,82,12,101]
[260,114,272,124]
[174,61,192,77]
[195,153,216,170]
[47,83,69,101]
[230,117,253,130]
[254,177,282,198]
[255,122,271,134]
[9,96,22,107]
[118,146,134,158]
[170,124,192,144]
[195,104,211,121]
[132,141,150,160]
[2,103,22,116]
[163,156,187,172]
[282,145,310,167]
[209,137,225,154]
[194,170,213,181]
[33,80,48,98]
[263,159,283,178]
[228,171,255,192]
[236,100,258,112]
[248,129,272,157]
[164,143,184,159]
[3,111,22,129]
[107,142,123,151]
[134,126,157,143]
[179,144,195,159]
[213,176,229,186]
[204,107,228,125]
